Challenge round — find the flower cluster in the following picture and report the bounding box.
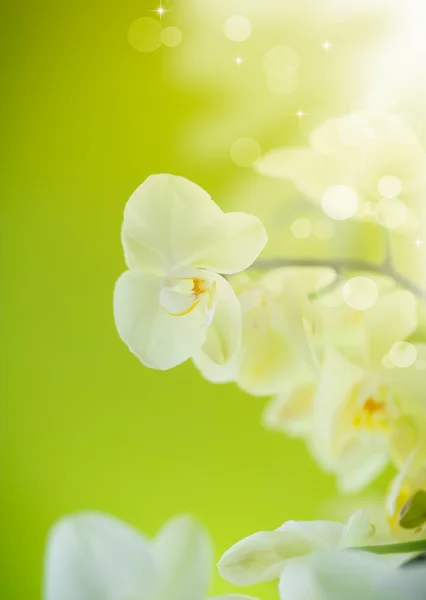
[114,165,426,541]
[43,510,426,600]
[42,123,426,597]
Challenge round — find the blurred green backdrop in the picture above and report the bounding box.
[0,1,392,598]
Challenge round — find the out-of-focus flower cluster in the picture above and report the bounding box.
[43,510,426,600]
[114,147,426,540]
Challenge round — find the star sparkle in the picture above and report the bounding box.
[150,2,170,19]
[320,39,335,54]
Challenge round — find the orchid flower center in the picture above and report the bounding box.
[353,387,393,431]
[160,276,217,324]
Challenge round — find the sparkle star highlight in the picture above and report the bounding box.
[235,56,244,66]
[320,39,335,54]
[150,3,170,19]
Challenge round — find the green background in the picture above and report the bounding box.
[1,1,391,598]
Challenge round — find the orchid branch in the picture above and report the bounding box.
[252,257,426,302]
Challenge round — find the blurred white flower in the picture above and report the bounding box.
[257,112,426,222]
[309,548,426,600]
[44,511,261,600]
[256,112,426,286]
[194,268,322,396]
[265,286,426,494]
[113,174,267,370]
[218,510,376,599]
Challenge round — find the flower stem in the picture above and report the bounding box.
[353,540,426,555]
[252,257,426,302]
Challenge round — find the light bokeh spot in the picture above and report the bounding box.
[343,276,378,310]
[223,15,252,42]
[128,18,163,53]
[263,45,300,95]
[161,26,182,48]
[321,185,359,220]
[264,45,300,73]
[389,342,417,368]
[291,218,312,239]
[374,198,408,229]
[230,137,261,167]
[378,175,402,198]
[266,72,298,95]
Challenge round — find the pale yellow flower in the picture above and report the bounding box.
[308,320,425,493]
[256,111,426,223]
[114,174,267,370]
[256,111,426,287]
[264,284,425,493]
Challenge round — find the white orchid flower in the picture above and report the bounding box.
[296,285,426,494]
[261,284,424,491]
[308,549,426,600]
[218,510,376,600]
[113,174,267,370]
[194,268,323,397]
[256,111,426,288]
[256,111,426,222]
[43,511,261,600]
[308,342,426,494]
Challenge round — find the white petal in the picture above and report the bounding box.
[363,290,417,367]
[154,515,212,600]
[201,275,242,365]
[382,343,426,415]
[309,347,364,470]
[338,509,375,548]
[122,174,267,275]
[279,561,323,600]
[114,270,207,369]
[236,306,296,396]
[192,350,238,384]
[218,531,304,585]
[218,521,341,587]
[263,381,316,437]
[184,212,267,275]
[310,549,426,600]
[122,174,222,270]
[43,512,159,600]
[255,148,350,204]
[277,520,343,549]
[335,437,389,494]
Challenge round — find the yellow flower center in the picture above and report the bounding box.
[353,396,389,431]
[160,276,217,321]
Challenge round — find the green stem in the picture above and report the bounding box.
[252,257,426,302]
[353,540,426,555]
